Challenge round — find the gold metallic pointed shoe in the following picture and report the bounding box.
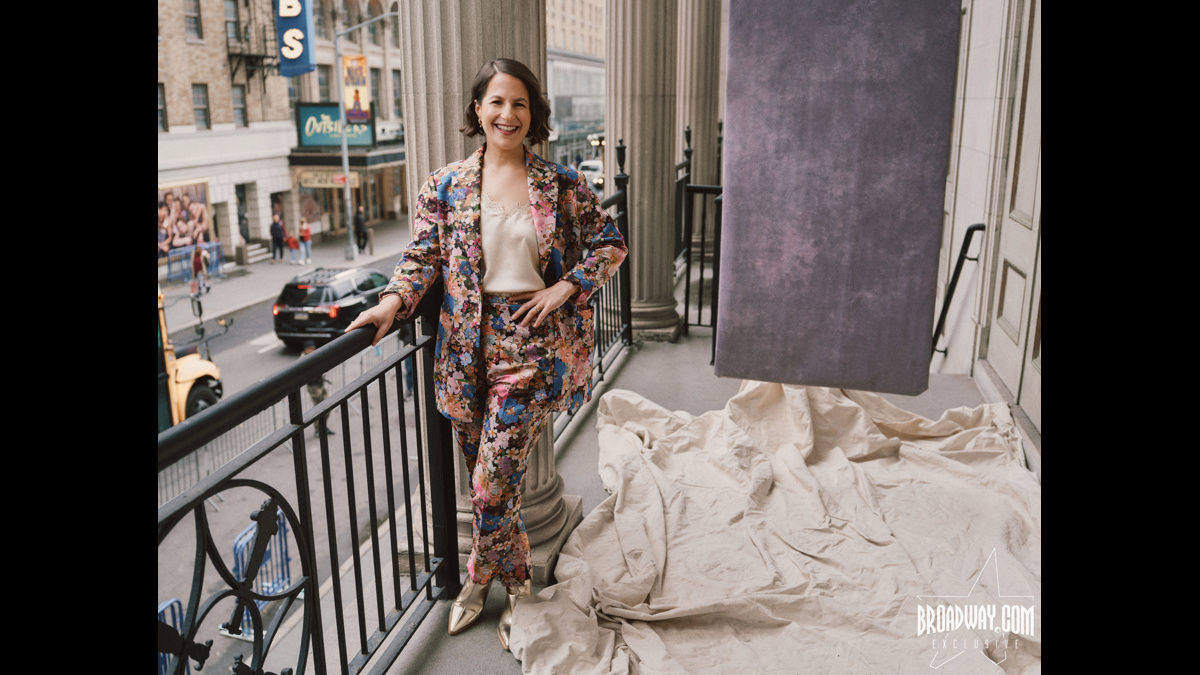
[448,577,492,635]
[497,579,532,651]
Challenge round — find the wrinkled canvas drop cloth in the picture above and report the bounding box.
[510,382,1041,674]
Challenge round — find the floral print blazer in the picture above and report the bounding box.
[381,145,628,423]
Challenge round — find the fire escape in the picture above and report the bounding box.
[226,10,280,89]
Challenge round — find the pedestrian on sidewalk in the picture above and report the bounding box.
[191,245,211,294]
[287,226,300,264]
[270,213,286,264]
[354,205,368,253]
[302,340,335,436]
[298,217,313,264]
[344,57,627,653]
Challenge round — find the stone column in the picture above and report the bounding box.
[396,0,548,215]
[676,0,723,269]
[607,0,682,338]
[676,0,722,188]
[395,0,579,586]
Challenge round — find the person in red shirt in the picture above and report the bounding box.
[298,218,313,264]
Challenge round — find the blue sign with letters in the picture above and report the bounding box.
[277,1,316,77]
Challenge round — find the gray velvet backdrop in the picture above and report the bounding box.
[714,0,961,395]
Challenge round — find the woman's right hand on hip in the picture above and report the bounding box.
[345,294,404,346]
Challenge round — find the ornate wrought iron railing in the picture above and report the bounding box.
[157,283,459,675]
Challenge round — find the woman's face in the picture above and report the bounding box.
[475,72,531,154]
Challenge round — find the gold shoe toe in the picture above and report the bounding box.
[448,577,493,635]
[497,579,532,651]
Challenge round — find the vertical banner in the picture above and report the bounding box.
[343,55,371,124]
[278,1,316,77]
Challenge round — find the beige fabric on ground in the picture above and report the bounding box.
[510,381,1041,674]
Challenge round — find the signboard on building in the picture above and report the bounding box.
[158,179,213,261]
[298,170,361,189]
[342,55,371,125]
[296,102,375,147]
[277,1,316,77]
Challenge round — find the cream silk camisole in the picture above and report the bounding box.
[480,192,545,294]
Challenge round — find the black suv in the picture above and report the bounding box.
[273,267,391,349]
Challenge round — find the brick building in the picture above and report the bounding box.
[158,0,409,264]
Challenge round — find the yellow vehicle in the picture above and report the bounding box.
[158,288,224,432]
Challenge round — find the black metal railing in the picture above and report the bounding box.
[158,282,458,675]
[674,129,693,269]
[675,127,723,364]
[931,223,985,359]
[552,140,635,440]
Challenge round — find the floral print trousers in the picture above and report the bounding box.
[451,295,559,589]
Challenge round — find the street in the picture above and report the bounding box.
[160,293,433,674]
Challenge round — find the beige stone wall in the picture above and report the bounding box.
[547,0,605,57]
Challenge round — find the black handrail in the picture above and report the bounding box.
[678,124,723,356]
[931,223,985,358]
[158,279,458,675]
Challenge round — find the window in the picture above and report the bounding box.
[392,70,402,119]
[343,1,358,43]
[232,85,247,127]
[370,68,382,118]
[368,2,381,46]
[315,1,330,39]
[318,65,332,102]
[392,14,400,48]
[192,84,211,129]
[288,77,301,119]
[184,0,203,39]
[224,0,240,40]
[159,83,169,132]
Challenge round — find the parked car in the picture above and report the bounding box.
[273,267,391,349]
[578,159,604,196]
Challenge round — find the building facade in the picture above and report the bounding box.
[546,0,605,169]
[158,0,409,265]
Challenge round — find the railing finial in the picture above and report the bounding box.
[617,140,626,174]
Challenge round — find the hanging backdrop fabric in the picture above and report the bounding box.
[510,382,1042,674]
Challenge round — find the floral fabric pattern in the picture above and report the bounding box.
[380,145,626,587]
[381,145,627,423]
[452,296,560,587]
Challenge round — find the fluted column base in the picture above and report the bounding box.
[632,298,683,342]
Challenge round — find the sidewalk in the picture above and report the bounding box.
[159,217,414,334]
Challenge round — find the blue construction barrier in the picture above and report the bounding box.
[165,242,227,286]
[158,598,191,675]
[222,507,292,642]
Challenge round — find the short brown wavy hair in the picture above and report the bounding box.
[461,58,553,145]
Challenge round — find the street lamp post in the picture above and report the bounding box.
[335,11,398,261]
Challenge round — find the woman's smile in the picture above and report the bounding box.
[476,72,532,152]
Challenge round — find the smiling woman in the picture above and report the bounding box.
[343,58,627,653]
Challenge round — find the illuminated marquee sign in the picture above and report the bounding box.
[277,0,316,77]
[296,103,376,147]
